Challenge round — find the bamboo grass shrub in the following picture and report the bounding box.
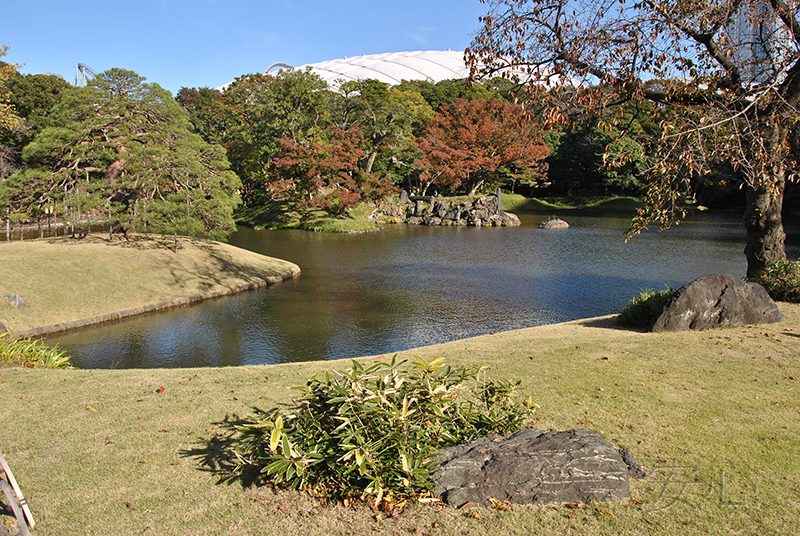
[235,355,535,504]
[0,332,73,368]
[617,287,674,329]
[748,259,800,303]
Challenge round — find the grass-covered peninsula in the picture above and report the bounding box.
[0,234,300,337]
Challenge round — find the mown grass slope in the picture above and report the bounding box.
[0,234,300,336]
[1,304,798,535]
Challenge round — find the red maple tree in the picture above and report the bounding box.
[270,126,394,214]
[415,98,549,195]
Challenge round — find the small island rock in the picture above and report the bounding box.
[541,219,569,229]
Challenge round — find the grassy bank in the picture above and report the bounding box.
[501,192,643,213]
[236,202,378,233]
[235,193,644,234]
[0,235,300,337]
[1,305,798,535]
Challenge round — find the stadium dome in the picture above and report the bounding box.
[290,50,470,87]
[217,50,474,90]
[217,50,568,91]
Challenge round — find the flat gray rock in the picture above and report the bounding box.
[541,219,569,229]
[6,293,23,308]
[652,274,784,331]
[431,428,642,507]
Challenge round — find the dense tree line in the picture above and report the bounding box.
[6,34,770,246]
[1,45,660,242]
[176,70,555,210]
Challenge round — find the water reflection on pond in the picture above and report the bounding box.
[47,211,775,369]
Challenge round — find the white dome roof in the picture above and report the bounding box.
[217,50,472,91]
[217,50,570,91]
[293,50,470,87]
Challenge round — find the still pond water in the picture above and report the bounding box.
[46,211,788,369]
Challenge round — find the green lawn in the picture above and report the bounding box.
[1,304,798,535]
[0,234,300,337]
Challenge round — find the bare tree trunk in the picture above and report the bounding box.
[744,179,786,278]
[467,178,485,197]
[365,150,378,175]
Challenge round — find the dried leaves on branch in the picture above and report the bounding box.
[467,0,800,275]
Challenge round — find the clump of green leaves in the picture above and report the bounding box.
[617,287,673,329]
[748,260,800,303]
[0,333,73,369]
[236,356,535,503]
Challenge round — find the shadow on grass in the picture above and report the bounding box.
[572,314,647,332]
[46,233,181,251]
[0,502,16,520]
[179,411,267,489]
[183,242,299,294]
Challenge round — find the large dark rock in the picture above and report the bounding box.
[652,274,784,331]
[431,429,642,507]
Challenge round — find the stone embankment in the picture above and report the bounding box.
[9,278,295,338]
[370,190,521,227]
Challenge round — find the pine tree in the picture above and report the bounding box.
[2,69,241,240]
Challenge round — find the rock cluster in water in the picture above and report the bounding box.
[370,190,520,227]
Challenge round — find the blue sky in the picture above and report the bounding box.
[3,0,489,95]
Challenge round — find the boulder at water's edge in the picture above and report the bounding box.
[652,274,784,331]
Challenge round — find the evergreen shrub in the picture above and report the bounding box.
[235,355,535,504]
[748,260,800,303]
[0,333,73,368]
[617,287,673,329]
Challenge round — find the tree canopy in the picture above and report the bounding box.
[0,46,22,132]
[468,0,800,275]
[1,70,71,181]
[1,69,241,240]
[178,72,549,205]
[415,98,550,195]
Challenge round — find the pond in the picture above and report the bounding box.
[45,210,790,369]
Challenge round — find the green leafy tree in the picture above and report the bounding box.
[468,0,800,276]
[1,71,71,180]
[1,46,26,180]
[0,46,21,132]
[331,79,434,186]
[175,86,230,146]
[546,109,652,196]
[396,78,509,110]
[215,69,332,204]
[1,68,240,240]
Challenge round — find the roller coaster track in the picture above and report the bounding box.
[74,63,97,87]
